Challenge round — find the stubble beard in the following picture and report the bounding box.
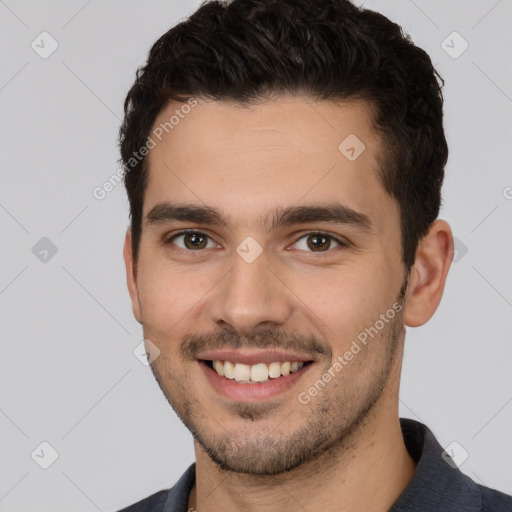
[149,304,404,476]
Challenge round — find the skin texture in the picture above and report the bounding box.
[124,96,453,512]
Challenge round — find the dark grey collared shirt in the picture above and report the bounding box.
[117,418,512,511]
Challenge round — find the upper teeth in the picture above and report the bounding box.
[212,360,305,382]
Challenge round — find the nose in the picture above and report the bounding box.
[207,248,293,335]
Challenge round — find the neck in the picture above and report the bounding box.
[188,393,416,512]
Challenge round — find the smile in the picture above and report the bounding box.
[198,355,315,402]
[205,359,309,383]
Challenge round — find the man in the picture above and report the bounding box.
[117,0,512,511]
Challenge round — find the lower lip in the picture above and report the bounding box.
[199,361,313,402]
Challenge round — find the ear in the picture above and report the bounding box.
[403,219,453,327]
[123,228,142,324]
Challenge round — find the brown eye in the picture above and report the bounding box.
[294,232,344,253]
[169,231,217,251]
[307,234,331,251]
[183,233,207,249]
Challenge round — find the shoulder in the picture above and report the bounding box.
[395,419,512,512]
[115,489,170,512]
[478,483,512,511]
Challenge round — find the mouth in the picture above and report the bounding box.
[202,359,312,383]
[197,352,315,402]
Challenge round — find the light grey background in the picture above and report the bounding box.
[0,0,511,511]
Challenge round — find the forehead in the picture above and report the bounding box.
[143,96,396,234]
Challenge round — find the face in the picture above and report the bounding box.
[125,96,410,475]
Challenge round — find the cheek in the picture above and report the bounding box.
[291,262,394,348]
[136,261,196,327]
[136,254,222,338]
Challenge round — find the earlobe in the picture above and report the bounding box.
[123,228,143,324]
[403,219,453,328]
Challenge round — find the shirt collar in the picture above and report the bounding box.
[390,418,481,511]
[164,462,196,511]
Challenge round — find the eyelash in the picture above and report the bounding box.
[165,229,349,256]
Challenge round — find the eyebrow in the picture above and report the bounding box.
[145,201,373,234]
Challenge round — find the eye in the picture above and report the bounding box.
[292,232,346,254]
[167,230,219,251]
[165,230,348,255]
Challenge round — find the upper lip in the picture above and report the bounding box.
[196,349,315,366]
